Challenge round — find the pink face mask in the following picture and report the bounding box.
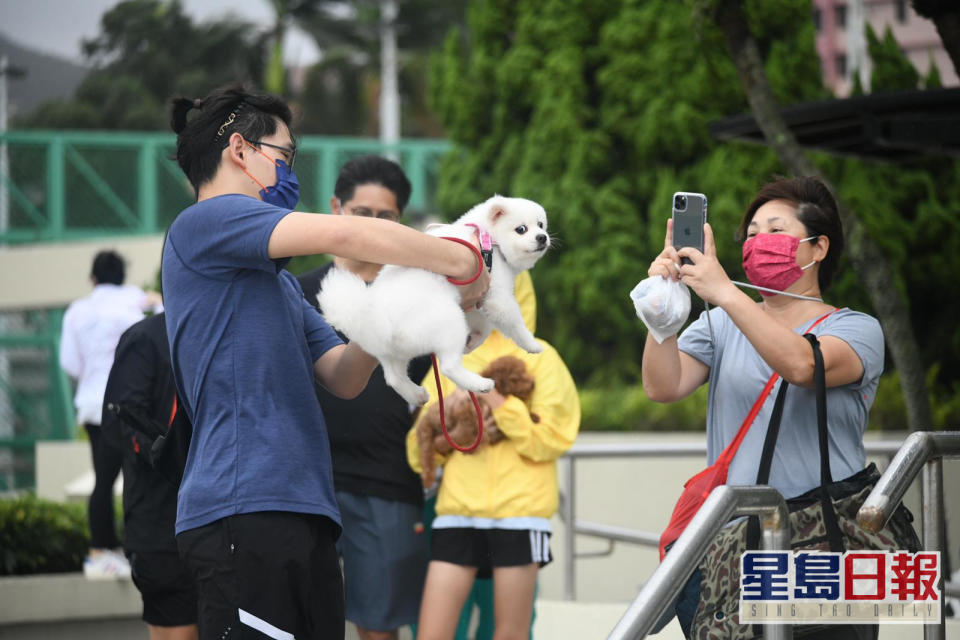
[742,233,816,296]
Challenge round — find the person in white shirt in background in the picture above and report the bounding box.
[59,250,157,579]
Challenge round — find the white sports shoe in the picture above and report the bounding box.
[83,550,131,580]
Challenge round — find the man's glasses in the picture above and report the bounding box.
[251,140,297,168]
[345,205,401,223]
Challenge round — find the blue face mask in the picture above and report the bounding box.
[259,159,300,210]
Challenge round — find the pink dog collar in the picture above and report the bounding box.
[465,223,495,270]
[465,223,493,252]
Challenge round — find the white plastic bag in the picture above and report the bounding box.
[629,276,691,344]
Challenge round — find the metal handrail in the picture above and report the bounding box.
[560,439,905,600]
[560,435,958,637]
[855,431,960,640]
[857,431,960,531]
[607,485,792,640]
[566,440,905,458]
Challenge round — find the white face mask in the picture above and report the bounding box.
[799,236,817,271]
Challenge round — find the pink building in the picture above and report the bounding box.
[812,0,958,96]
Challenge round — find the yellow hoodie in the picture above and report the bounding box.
[406,271,581,522]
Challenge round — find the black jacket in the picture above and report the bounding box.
[101,313,192,552]
[299,264,429,505]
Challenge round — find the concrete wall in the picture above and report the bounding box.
[0,235,165,311]
[35,441,105,503]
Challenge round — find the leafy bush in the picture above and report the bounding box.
[868,372,909,433]
[580,384,708,432]
[0,494,88,575]
[871,367,960,432]
[578,369,960,433]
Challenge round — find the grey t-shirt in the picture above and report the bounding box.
[677,307,884,499]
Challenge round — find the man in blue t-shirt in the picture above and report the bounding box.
[163,85,489,640]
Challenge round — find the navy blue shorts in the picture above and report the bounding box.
[336,491,428,631]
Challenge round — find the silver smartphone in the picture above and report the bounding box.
[672,192,708,265]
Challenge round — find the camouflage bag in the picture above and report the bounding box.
[689,334,920,639]
[690,463,921,639]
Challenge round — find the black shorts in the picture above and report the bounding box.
[431,527,552,579]
[129,550,198,627]
[177,511,344,640]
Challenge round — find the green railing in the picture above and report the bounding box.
[0,130,451,244]
[0,310,74,492]
[0,131,452,490]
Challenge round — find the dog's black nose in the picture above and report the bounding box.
[536,233,548,246]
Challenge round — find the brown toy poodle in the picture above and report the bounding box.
[416,355,539,488]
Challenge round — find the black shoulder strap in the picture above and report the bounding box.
[750,333,844,552]
[747,378,790,550]
[806,334,832,484]
[805,333,845,552]
[756,379,789,485]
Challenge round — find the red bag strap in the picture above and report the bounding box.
[168,394,178,428]
[715,371,779,466]
[714,308,838,467]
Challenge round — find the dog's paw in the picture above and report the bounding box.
[475,376,495,393]
[399,384,431,406]
[412,386,431,406]
[520,339,543,354]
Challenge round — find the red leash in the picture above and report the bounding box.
[430,354,484,452]
[429,235,486,452]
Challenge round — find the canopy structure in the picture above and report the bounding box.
[709,87,960,162]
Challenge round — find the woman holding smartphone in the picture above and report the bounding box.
[642,176,884,640]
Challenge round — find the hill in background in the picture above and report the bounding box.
[0,33,88,121]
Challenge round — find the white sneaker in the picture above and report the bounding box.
[83,551,131,580]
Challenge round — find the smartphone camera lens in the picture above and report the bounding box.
[674,194,687,211]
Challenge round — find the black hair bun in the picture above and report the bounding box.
[170,97,199,134]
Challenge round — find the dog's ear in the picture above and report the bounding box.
[488,204,506,224]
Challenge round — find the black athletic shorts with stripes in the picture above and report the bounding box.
[177,511,344,640]
[431,527,552,579]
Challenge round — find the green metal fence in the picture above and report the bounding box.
[0,131,451,491]
[0,310,74,491]
[0,130,451,244]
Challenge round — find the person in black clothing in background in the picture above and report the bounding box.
[102,312,198,640]
[298,155,428,640]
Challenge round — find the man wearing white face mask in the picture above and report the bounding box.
[641,176,884,640]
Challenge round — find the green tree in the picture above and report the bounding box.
[428,0,960,433]
[924,57,943,88]
[17,0,266,130]
[866,24,920,92]
[297,50,377,134]
[291,0,467,136]
[428,0,823,385]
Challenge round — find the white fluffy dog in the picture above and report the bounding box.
[318,195,550,405]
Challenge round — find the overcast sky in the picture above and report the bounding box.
[0,0,321,66]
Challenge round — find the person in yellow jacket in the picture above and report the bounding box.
[407,271,580,640]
